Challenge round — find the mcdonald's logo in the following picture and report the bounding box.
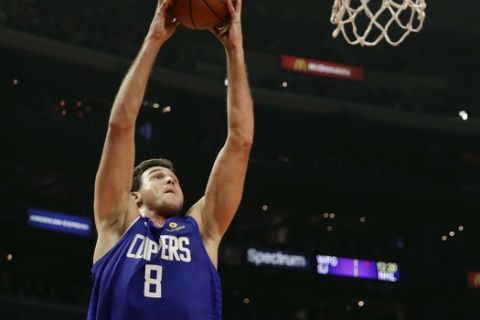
[293,59,308,72]
[281,55,365,81]
[474,274,480,286]
[468,272,480,288]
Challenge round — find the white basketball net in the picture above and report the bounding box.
[331,0,427,46]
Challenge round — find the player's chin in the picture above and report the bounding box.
[159,199,183,216]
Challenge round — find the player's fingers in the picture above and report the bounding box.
[168,19,180,28]
[167,14,178,24]
[160,0,174,13]
[218,23,230,35]
[225,0,236,18]
[234,0,242,15]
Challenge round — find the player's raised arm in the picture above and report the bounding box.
[93,0,178,259]
[193,0,253,242]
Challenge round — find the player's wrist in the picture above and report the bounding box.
[225,45,244,58]
[143,33,166,49]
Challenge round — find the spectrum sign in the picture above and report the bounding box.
[316,255,399,282]
[246,248,309,269]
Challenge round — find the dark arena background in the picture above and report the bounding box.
[1,0,480,319]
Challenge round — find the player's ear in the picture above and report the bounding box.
[131,191,143,206]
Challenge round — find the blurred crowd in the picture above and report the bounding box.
[1,0,479,117]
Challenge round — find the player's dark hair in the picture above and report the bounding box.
[131,158,175,192]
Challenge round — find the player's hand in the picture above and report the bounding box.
[209,0,243,52]
[147,0,179,43]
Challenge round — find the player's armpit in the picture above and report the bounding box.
[186,196,221,269]
[187,197,214,240]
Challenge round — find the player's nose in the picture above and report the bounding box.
[166,176,175,185]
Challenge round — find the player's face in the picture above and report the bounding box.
[139,166,184,216]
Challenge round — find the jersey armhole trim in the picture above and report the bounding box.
[184,215,220,273]
[92,216,141,274]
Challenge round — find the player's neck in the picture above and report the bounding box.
[139,207,171,228]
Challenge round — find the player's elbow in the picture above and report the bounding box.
[108,103,137,130]
[227,132,253,151]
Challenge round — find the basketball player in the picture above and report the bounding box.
[86,0,253,318]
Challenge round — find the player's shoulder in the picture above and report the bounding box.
[184,197,204,226]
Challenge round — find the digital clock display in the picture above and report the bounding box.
[316,255,399,282]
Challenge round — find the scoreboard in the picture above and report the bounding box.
[245,248,400,283]
[316,255,399,282]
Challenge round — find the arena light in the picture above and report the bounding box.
[139,122,153,140]
[360,216,366,223]
[458,226,464,232]
[281,81,288,88]
[459,110,468,121]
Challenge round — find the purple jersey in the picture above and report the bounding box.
[87,216,222,320]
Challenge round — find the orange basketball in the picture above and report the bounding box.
[172,0,235,30]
